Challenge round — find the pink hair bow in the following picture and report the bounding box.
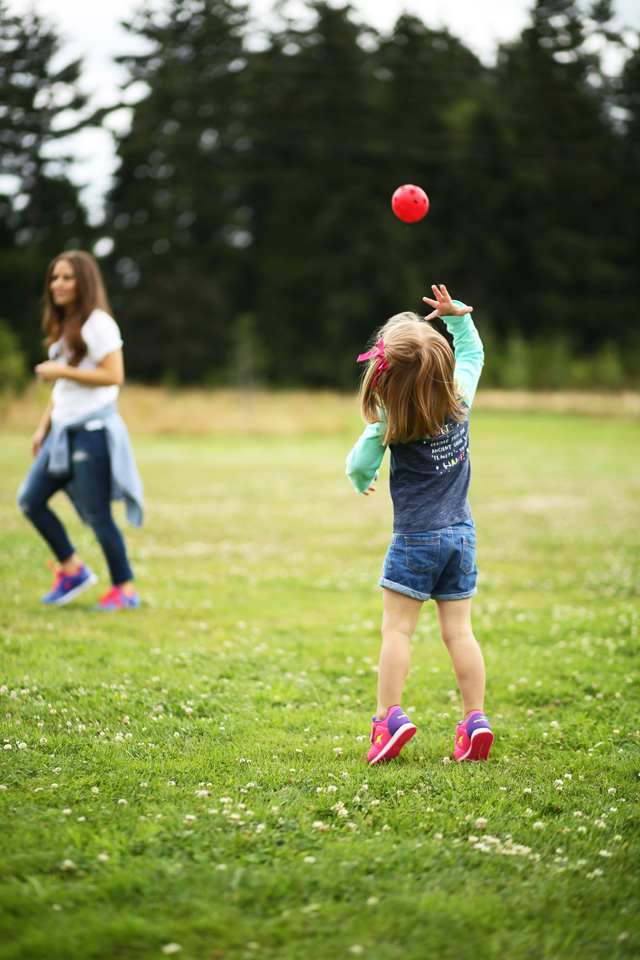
[357,338,388,387]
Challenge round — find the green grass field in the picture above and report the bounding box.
[1,407,639,960]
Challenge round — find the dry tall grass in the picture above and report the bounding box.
[1,383,638,435]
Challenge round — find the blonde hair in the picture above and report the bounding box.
[42,250,113,366]
[359,312,465,444]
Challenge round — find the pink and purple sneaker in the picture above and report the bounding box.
[41,563,98,606]
[454,710,494,762]
[367,705,417,765]
[91,585,140,612]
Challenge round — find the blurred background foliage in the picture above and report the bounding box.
[1,0,639,390]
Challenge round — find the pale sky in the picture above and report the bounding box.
[6,0,640,224]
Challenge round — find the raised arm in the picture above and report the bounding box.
[423,284,484,407]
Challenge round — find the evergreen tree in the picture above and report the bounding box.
[492,0,626,349]
[105,0,252,383]
[0,0,94,364]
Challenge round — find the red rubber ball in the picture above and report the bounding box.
[391,184,429,222]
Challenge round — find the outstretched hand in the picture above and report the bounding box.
[422,284,472,320]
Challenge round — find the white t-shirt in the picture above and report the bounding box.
[50,308,123,425]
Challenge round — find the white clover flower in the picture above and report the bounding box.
[59,859,76,871]
[442,757,451,765]
[349,946,364,955]
[195,790,210,798]
[475,817,488,830]
[97,853,110,862]
[183,814,196,823]
[599,850,613,858]
[91,787,99,794]
[117,799,127,805]
[366,896,379,906]
[303,855,316,864]
[161,944,182,955]
[533,822,545,830]
[608,788,616,795]
[523,787,532,794]
[434,833,443,841]
[577,826,587,834]
[327,785,338,794]
[216,864,227,871]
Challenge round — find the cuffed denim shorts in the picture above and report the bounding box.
[379,517,478,602]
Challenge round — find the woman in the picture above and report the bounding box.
[17,250,143,611]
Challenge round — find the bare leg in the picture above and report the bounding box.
[377,589,422,718]
[60,553,82,574]
[436,598,485,718]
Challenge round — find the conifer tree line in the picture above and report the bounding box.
[1,0,639,390]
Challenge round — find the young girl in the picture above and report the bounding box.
[346,283,493,765]
[17,250,143,611]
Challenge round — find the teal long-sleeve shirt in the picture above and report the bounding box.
[345,304,484,497]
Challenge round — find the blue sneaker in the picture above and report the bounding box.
[91,585,140,612]
[41,563,98,606]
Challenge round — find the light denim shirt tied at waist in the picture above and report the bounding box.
[46,402,144,528]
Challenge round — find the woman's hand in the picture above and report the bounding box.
[30,427,48,457]
[423,284,473,320]
[363,483,376,497]
[34,361,66,383]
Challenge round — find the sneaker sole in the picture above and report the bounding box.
[369,723,417,765]
[456,729,494,762]
[43,573,98,607]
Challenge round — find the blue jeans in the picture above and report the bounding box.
[17,428,134,585]
[379,517,478,602]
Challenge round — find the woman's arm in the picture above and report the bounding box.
[34,349,125,388]
[31,396,54,457]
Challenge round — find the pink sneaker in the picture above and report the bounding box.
[91,585,140,612]
[367,705,417,765]
[454,711,494,761]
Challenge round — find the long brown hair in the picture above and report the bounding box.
[359,312,465,444]
[42,250,113,366]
